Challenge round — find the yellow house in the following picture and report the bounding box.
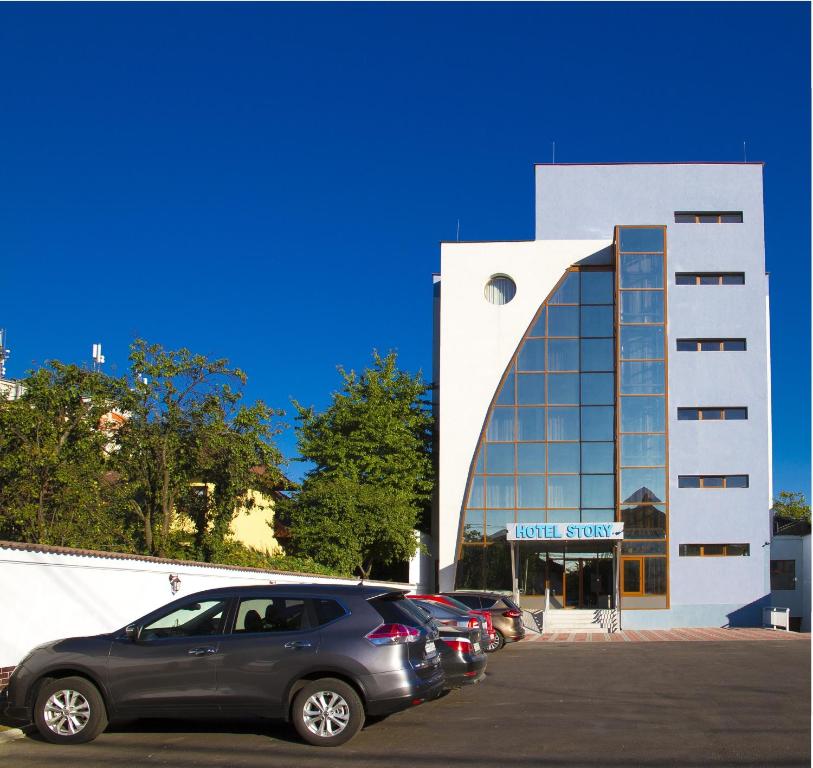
[180,479,288,556]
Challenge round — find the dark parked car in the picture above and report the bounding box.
[409,594,497,651]
[443,592,525,650]
[2,584,444,747]
[410,600,487,688]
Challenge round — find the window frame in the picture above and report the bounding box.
[679,544,751,557]
[677,407,749,421]
[675,272,745,286]
[673,212,743,224]
[677,475,750,489]
[676,338,747,352]
[230,595,316,635]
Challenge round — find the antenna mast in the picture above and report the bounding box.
[0,329,10,378]
[92,343,105,372]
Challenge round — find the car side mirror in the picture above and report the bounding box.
[125,624,142,642]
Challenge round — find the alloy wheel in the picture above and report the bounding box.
[302,690,351,738]
[43,689,91,736]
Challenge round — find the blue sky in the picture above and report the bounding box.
[0,3,809,497]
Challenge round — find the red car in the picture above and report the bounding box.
[409,594,498,652]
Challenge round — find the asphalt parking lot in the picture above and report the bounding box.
[2,638,809,767]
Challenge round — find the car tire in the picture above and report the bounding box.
[292,678,365,747]
[486,630,505,652]
[33,676,108,745]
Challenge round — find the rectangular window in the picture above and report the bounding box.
[674,212,743,224]
[618,227,665,252]
[620,326,665,360]
[679,544,751,557]
[678,475,749,489]
[235,598,306,633]
[675,272,745,286]
[770,560,796,590]
[677,407,748,421]
[620,291,664,324]
[676,338,747,352]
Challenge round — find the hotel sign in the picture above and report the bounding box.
[507,522,624,541]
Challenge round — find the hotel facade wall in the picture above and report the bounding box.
[434,164,771,628]
[539,164,770,627]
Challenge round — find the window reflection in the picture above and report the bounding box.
[548,442,580,473]
[581,372,614,405]
[620,291,664,324]
[621,434,666,467]
[620,254,664,289]
[486,476,515,508]
[581,475,614,508]
[580,305,614,337]
[487,408,515,441]
[581,338,614,371]
[619,227,664,252]
[518,339,546,371]
[486,443,514,474]
[548,339,579,370]
[581,442,614,473]
[548,373,579,404]
[517,408,546,440]
[580,271,614,304]
[621,469,666,504]
[547,407,579,441]
[620,396,665,433]
[620,326,664,360]
[547,475,580,508]
[549,272,579,304]
[620,361,665,395]
[517,443,546,473]
[581,406,614,441]
[517,476,546,508]
[517,373,545,405]
[548,306,579,336]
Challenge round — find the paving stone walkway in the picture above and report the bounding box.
[521,627,810,643]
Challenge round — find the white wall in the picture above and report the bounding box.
[0,544,414,668]
[436,239,610,590]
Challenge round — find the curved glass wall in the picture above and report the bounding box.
[456,267,615,593]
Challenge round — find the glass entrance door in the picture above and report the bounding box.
[564,560,581,607]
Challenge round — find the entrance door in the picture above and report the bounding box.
[548,557,564,608]
[621,557,644,597]
[564,560,581,607]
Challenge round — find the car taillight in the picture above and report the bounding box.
[503,609,522,618]
[365,624,421,645]
[467,617,478,629]
[445,638,472,653]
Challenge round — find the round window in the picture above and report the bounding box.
[484,275,516,305]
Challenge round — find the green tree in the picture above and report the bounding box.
[282,351,433,579]
[772,491,811,523]
[115,339,285,558]
[0,362,133,548]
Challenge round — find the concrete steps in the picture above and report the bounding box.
[542,609,608,633]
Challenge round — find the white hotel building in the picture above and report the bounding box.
[432,163,772,629]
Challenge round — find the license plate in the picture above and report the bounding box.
[425,640,436,655]
[473,642,481,653]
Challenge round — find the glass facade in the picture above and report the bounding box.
[456,228,669,606]
[458,268,616,593]
[616,226,669,606]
